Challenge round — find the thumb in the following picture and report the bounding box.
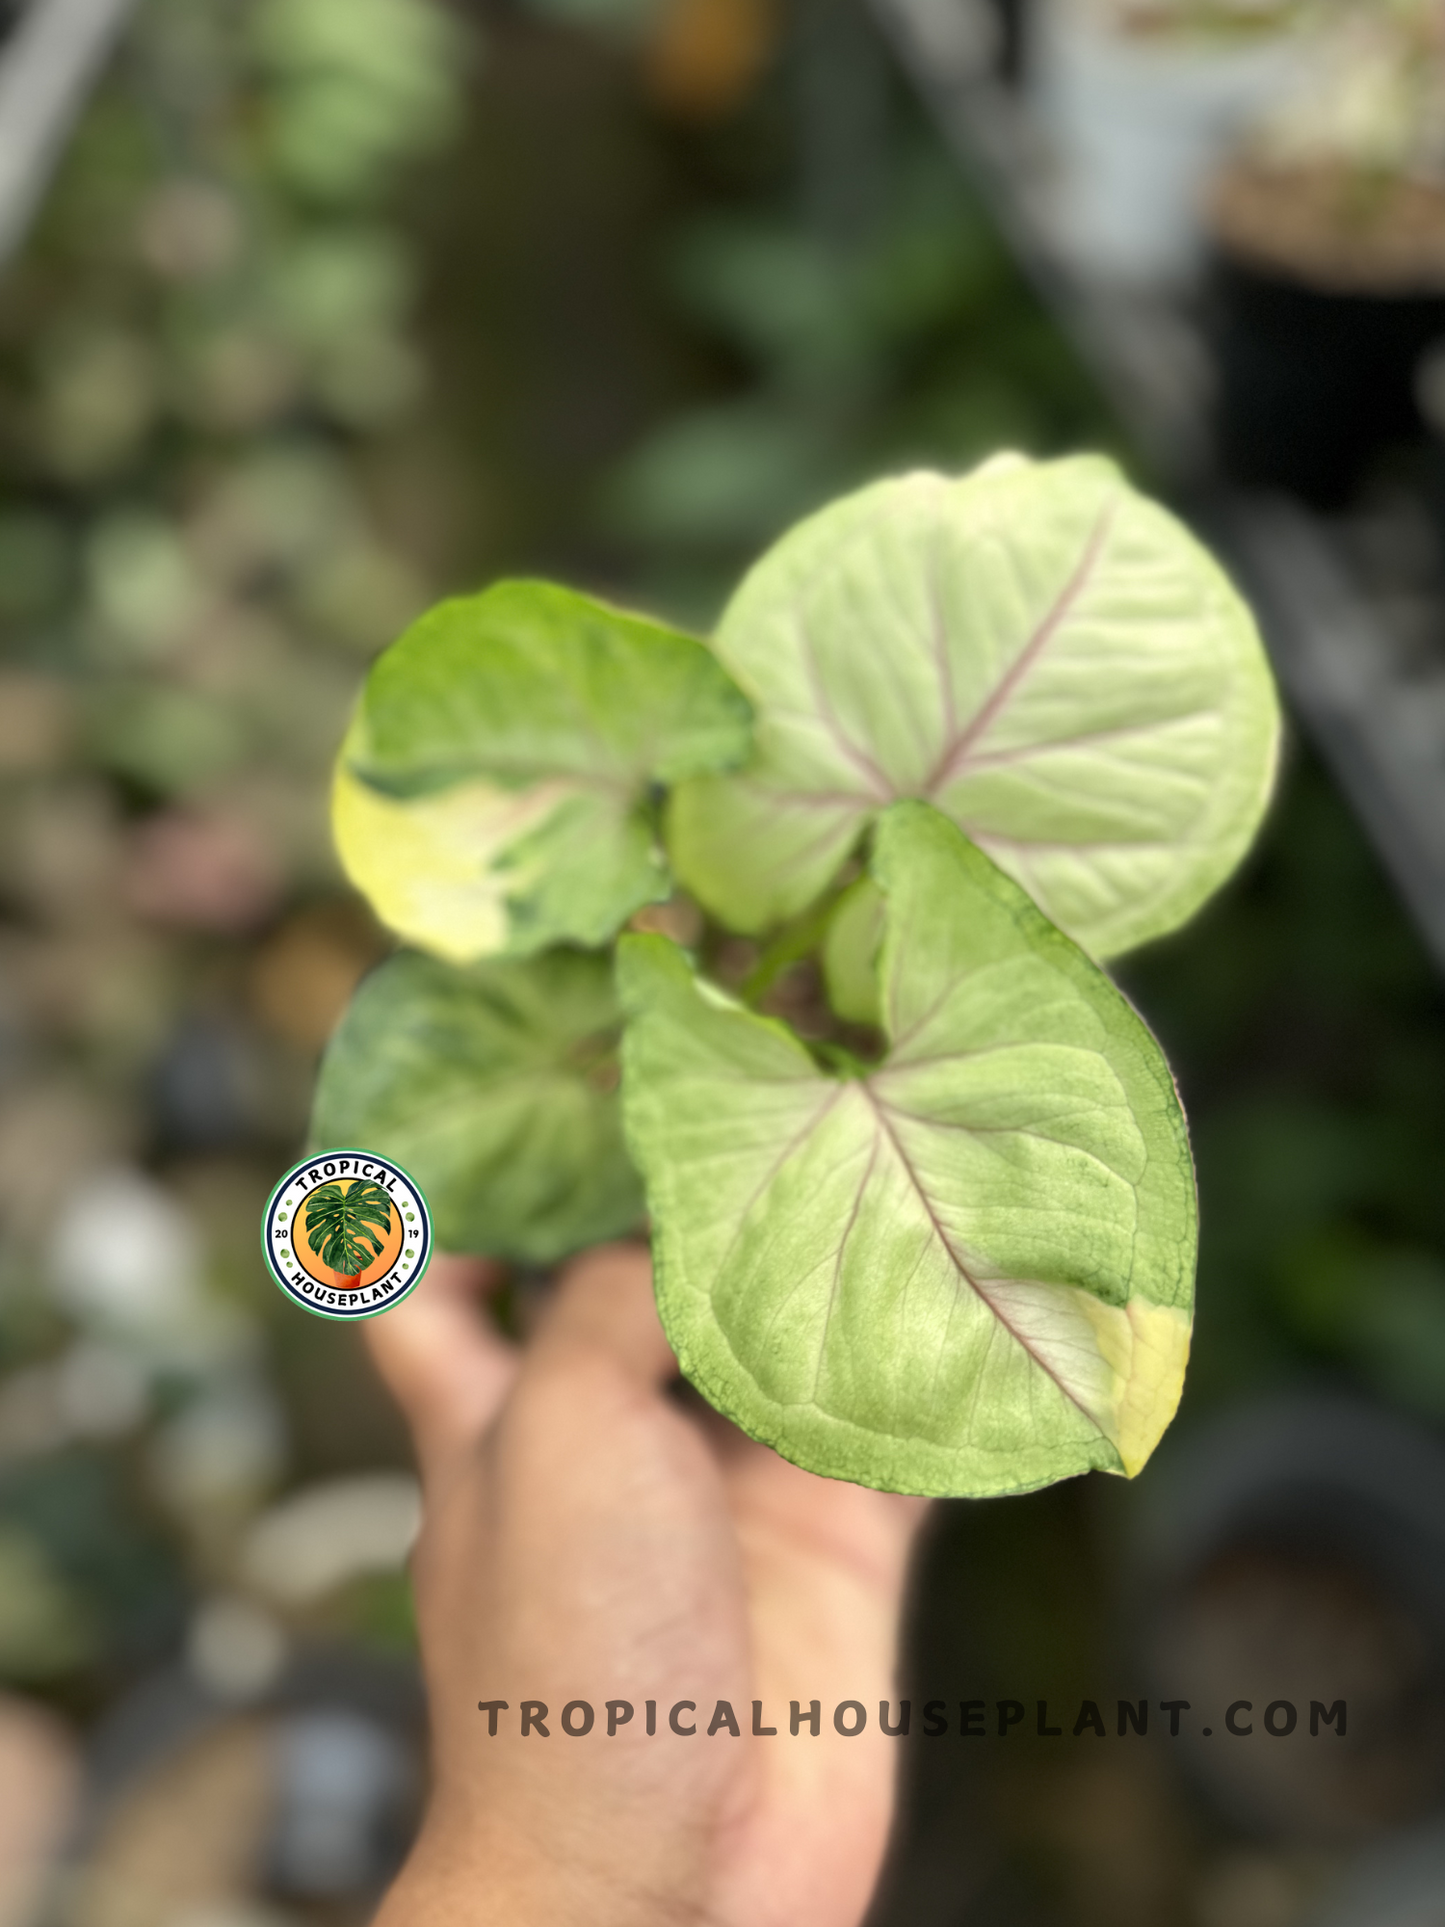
[363,1252,519,1476]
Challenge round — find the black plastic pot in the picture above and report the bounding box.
[1209,248,1445,508]
[1131,1396,1445,1846]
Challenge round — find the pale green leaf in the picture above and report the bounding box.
[337,580,752,959]
[619,801,1196,1497]
[312,948,643,1263]
[668,454,1280,958]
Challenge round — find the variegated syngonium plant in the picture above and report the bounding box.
[312,452,1281,1498]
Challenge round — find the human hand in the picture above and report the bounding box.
[365,1243,926,1927]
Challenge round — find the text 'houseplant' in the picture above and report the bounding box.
[310,453,1281,1497]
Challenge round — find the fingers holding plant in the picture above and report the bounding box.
[362,1252,517,1476]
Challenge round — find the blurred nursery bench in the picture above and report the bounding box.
[871,0,1445,972]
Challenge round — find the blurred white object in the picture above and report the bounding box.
[187,1596,288,1704]
[47,1166,255,1371]
[272,1712,412,1896]
[0,0,138,264]
[1035,0,1309,283]
[49,1166,202,1327]
[241,1475,421,1607]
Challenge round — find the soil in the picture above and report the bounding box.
[1210,159,1445,294]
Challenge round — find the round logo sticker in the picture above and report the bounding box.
[261,1148,432,1321]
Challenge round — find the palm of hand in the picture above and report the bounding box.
[369,1247,923,1927]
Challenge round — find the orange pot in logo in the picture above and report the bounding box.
[294,1176,404,1291]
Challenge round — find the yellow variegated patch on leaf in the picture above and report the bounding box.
[336,579,751,959]
[333,761,582,964]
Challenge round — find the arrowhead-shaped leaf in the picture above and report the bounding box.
[312,948,643,1264]
[667,454,1280,960]
[619,801,1196,1497]
[336,580,752,960]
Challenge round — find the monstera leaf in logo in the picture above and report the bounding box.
[304,1179,394,1284]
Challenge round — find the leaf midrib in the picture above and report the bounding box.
[708,1054,1121,1444]
[855,1085,1109,1436]
[757,502,1123,833]
[921,501,1118,798]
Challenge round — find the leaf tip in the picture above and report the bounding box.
[1101,1296,1193,1479]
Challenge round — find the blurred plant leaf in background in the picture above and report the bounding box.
[1278,1232,1445,1422]
[251,0,470,204]
[0,1530,96,1683]
[0,0,471,1703]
